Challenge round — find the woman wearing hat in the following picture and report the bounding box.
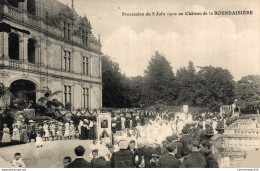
[2,124,11,143]
[69,121,76,140]
[43,121,50,141]
[12,124,20,141]
[20,121,28,143]
[64,121,70,139]
[50,121,56,141]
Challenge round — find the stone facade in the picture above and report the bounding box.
[0,0,102,110]
[212,115,260,168]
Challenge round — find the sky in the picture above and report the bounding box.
[58,0,260,81]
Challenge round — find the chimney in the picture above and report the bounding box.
[35,0,43,18]
[18,0,27,11]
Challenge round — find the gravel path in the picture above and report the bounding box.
[0,140,93,168]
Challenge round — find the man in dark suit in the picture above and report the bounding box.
[180,138,207,168]
[128,140,142,167]
[67,146,92,168]
[158,142,181,168]
[110,140,135,168]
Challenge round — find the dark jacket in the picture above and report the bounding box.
[158,154,181,168]
[180,135,191,156]
[67,158,92,168]
[91,157,108,168]
[180,151,207,168]
[200,151,219,168]
[110,149,134,168]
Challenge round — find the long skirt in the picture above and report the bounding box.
[12,133,20,141]
[64,129,70,137]
[81,126,87,140]
[20,130,28,143]
[88,127,96,140]
[2,133,11,143]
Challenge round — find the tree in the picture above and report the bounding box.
[235,75,260,109]
[143,51,177,106]
[102,55,131,108]
[195,66,235,111]
[176,61,197,106]
[37,87,62,107]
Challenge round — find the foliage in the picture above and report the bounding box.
[235,75,260,110]
[65,102,72,110]
[101,51,239,112]
[102,55,131,108]
[142,51,177,106]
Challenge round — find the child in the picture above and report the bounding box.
[43,122,49,141]
[64,121,70,139]
[63,156,72,168]
[35,133,43,148]
[11,153,26,168]
[38,124,44,137]
[56,122,63,140]
[69,121,75,139]
[50,121,56,141]
[12,124,20,141]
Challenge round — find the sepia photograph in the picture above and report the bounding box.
[0,0,260,169]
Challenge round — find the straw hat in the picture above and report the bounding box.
[29,120,35,123]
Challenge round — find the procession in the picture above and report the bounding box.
[0,106,223,168]
[0,0,259,169]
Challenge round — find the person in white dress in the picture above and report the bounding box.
[35,133,43,148]
[64,121,70,139]
[78,120,84,139]
[56,122,63,140]
[121,115,126,130]
[69,121,75,139]
[12,124,20,141]
[43,122,49,141]
[50,121,56,141]
[2,124,11,143]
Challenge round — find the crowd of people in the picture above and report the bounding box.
[1,108,222,168]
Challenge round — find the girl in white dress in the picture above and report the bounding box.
[43,122,49,141]
[64,121,70,139]
[50,122,56,141]
[12,125,20,141]
[56,122,63,140]
[69,121,75,139]
[35,133,43,148]
[2,124,11,143]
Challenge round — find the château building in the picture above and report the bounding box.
[0,0,102,110]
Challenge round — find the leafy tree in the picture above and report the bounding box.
[102,55,131,108]
[194,66,235,111]
[142,51,177,106]
[235,75,260,109]
[176,61,197,106]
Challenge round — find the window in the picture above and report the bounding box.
[63,22,71,39]
[64,51,71,72]
[82,30,85,45]
[81,30,88,47]
[82,56,89,75]
[64,85,72,104]
[83,88,89,109]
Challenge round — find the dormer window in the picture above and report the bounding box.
[81,30,88,47]
[63,21,71,40]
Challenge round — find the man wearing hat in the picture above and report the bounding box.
[158,142,181,168]
[110,140,134,168]
[27,120,36,143]
[180,138,207,168]
[200,140,219,168]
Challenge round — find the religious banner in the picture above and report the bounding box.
[96,113,112,144]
